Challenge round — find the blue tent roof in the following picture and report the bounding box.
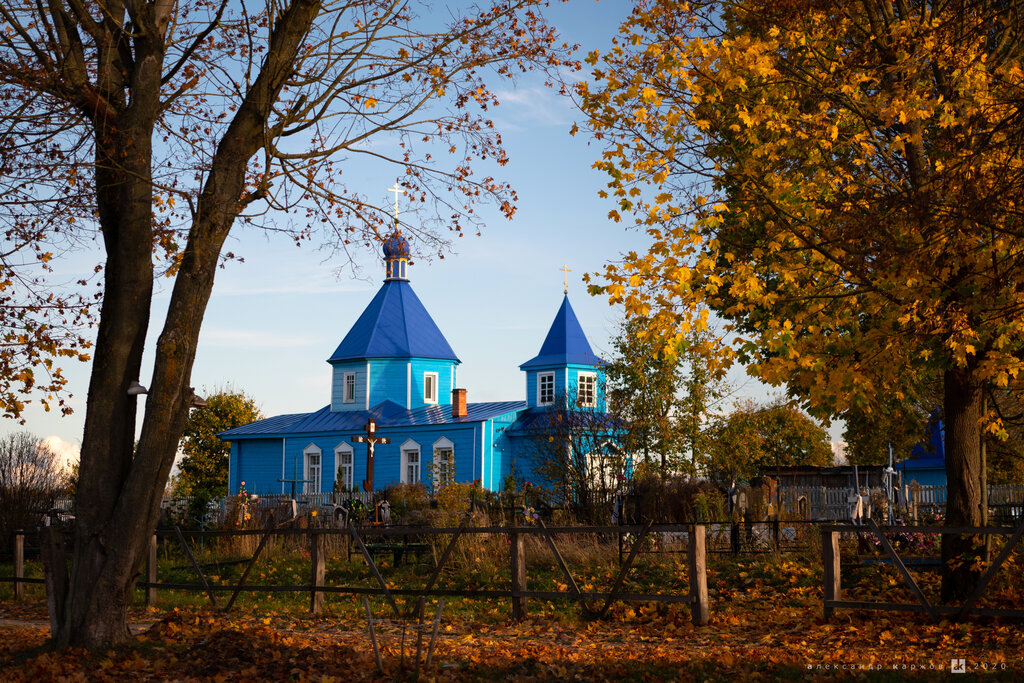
[520,295,603,369]
[217,400,527,439]
[328,280,459,363]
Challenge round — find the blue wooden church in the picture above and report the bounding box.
[218,228,611,495]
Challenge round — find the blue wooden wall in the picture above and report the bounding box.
[524,364,606,410]
[230,438,284,496]
[331,358,457,411]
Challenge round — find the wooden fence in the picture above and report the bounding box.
[821,518,1024,622]
[4,522,710,626]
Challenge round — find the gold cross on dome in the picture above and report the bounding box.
[388,182,406,219]
[560,264,572,294]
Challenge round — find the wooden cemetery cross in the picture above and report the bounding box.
[352,418,390,492]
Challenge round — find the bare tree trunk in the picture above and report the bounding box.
[45,0,323,650]
[941,366,983,602]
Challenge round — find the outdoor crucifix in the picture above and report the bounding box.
[352,418,391,492]
[560,264,571,294]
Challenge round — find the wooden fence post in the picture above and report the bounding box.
[14,531,24,600]
[310,530,325,614]
[688,524,709,625]
[822,527,841,619]
[39,527,67,635]
[510,530,527,620]
[147,534,158,606]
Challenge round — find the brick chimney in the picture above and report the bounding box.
[452,388,468,419]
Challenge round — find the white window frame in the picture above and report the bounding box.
[401,439,421,485]
[577,372,597,408]
[432,437,455,490]
[424,372,439,404]
[335,442,354,490]
[343,372,356,403]
[303,443,322,494]
[538,371,555,406]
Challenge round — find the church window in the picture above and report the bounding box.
[424,372,439,403]
[401,440,421,484]
[405,450,420,483]
[343,372,356,403]
[432,438,455,490]
[538,372,555,406]
[303,444,322,494]
[577,372,597,408]
[335,443,354,490]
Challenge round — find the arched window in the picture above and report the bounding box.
[303,443,322,494]
[401,439,421,485]
[335,442,354,491]
[432,437,455,490]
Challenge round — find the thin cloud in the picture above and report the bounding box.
[492,86,576,129]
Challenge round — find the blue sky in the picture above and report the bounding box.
[14,1,787,461]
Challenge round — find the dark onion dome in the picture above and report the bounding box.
[382,231,410,259]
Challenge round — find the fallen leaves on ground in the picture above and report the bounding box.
[0,594,1020,681]
[1,554,1022,680]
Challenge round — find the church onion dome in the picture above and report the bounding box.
[383,231,410,259]
[383,230,410,281]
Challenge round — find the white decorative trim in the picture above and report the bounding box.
[432,437,455,489]
[487,422,493,490]
[335,442,354,490]
[343,371,356,403]
[424,371,439,404]
[537,371,555,406]
[577,371,597,408]
[365,362,371,410]
[303,443,323,494]
[281,438,287,494]
[400,439,421,485]
[407,362,412,409]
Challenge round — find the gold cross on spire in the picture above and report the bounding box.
[388,182,405,220]
[560,264,571,294]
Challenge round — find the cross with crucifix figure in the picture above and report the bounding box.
[352,417,390,492]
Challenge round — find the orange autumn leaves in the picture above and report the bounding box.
[580,1,1024,427]
[1,577,1021,681]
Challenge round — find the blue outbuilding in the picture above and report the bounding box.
[218,227,614,495]
[900,418,947,488]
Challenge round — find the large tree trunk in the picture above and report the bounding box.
[940,367,984,602]
[44,0,323,650]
